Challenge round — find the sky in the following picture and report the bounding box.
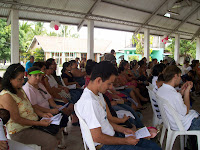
[43,22,133,51]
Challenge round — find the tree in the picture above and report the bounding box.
[60,25,79,38]
[132,34,153,56]
[166,38,196,59]
[32,48,45,61]
[0,19,11,63]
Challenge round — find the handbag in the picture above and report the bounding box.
[32,124,60,136]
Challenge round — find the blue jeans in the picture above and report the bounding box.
[69,89,83,104]
[112,104,144,128]
[100,138,161,150]
[189,117,200,130]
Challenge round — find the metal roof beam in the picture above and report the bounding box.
[6,10,11,25]
[0,0,194,37]
[191,27,200,42]
[134,0,176,35]
[77,0,101,31]
[101,0,200,28]
[169,2,200,36]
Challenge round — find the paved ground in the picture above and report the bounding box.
[60,94,200,150]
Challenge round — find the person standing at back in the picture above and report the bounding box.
[25,56,34,76]
[104,49,116,63]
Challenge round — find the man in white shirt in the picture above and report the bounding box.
[76,61,161,150]
[157,65,199,131]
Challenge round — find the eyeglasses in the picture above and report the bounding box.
[16,77,24,82]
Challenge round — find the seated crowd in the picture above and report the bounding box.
[0,50,200,150]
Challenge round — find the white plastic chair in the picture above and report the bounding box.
[156,94,200,150]
[74,104,96,150]
[146,85,162,127]
[146,85,166,146]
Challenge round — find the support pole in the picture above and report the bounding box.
[196,37,200,60]
[11,9,19,64]
[174,34,180,64]
[87,20,94,60]
[144,29,150,62]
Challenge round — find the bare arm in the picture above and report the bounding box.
[0,94,49,127]
[90,127,139,145]
[71,69,86,77]
[183,82,193,114]
[43,78,63,99]
[63,78,80,87]
[106,102,128,124]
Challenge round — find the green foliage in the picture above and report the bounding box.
[0,19,11,62]
[132,34,153,56]
[0,19,80,62]
[33,48,45,61]
[60,26,79,38]
[166,38,196,59]
[128,55,139,61]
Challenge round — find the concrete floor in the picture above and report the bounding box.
[59,94,200,150]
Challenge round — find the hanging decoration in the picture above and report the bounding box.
[161,36,168,44]
[50,21,61,30]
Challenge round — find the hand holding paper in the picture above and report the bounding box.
[125,127,151,139]
[41,113,63,125]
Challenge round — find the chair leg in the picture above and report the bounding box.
[197,135,200,150]
[180,135,184,150]
[160,126,166,146]
[185,135,188,146]
[165,131,172,150]
[168,133,177,150]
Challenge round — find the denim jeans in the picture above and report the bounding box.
[100,138,161,150]
[189,117,200,130]
[112,104,144,128]
[69,89,83,104]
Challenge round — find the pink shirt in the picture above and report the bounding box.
[23,82,51,109]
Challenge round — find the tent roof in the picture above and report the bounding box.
[1,0,200,40]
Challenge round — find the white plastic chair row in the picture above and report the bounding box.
[146,85,166,146]
[156,94,200,150]
[74,104,96,150]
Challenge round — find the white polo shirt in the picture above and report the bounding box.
[76,88,115,146]
[157,83,198,130]
[152,76,158,87]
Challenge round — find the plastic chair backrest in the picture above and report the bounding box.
[156,94,185,131]
[146,85,160,119]
[74,104,96,150]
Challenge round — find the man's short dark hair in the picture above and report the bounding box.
[111,49,115,54]
[163,65,181,82]
[157,74,164,82]
[86,60,96,75]
[152,64,164,76]
[90,61,118,82]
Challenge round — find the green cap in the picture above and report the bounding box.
[29,70,44,75]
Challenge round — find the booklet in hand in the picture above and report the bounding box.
[125,127,151,139]
[41,113,63,125]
